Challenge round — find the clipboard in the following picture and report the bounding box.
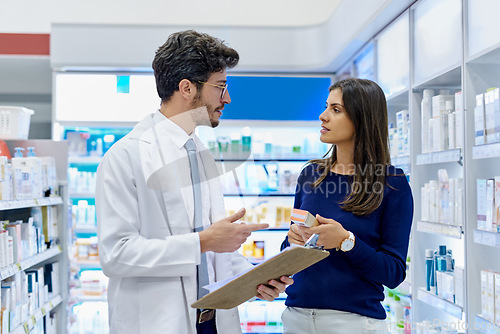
[191,246,329,310]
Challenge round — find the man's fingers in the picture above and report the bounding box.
[227,208,246,222]
[243,223,269,232]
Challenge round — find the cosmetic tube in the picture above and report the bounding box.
[425,249,434,291]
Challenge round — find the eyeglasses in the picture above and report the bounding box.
[198,81,228,99]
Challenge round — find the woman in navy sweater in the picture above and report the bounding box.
[281,78,413,333]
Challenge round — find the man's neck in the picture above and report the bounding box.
[160,102,196,135]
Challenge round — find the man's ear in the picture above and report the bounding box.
[178,79,197,101]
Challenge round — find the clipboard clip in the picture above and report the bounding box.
[304,234,323,250]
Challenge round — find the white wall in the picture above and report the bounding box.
[0,0,341,33]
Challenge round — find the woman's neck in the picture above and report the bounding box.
[332,144,354,175]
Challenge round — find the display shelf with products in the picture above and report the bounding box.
[474,315,500,334]
[463,0,500,328]
[416,221,463,239]
[473,230,500,248]
[0,139,69,334]
[417,288,463,319]
[8,294,63,334]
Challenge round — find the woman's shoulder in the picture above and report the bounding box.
[385,165,411,195]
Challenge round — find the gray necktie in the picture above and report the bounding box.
[185,138,209,299]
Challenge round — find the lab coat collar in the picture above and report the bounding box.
[153,110,201,151]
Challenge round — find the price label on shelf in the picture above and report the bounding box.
[49,302,54,309]
[23,322,29,333]
[31,315,36,324]
[41,307,46,316]
[16,263,22,270]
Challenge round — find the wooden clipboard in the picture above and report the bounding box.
[191,246,329,310]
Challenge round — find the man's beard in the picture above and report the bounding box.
[191,95,221,128]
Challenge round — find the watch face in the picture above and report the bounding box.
[342,239,354,251]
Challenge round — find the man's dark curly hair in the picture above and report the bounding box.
[152,30,239,103]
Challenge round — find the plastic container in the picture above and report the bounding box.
[0,106,34,140]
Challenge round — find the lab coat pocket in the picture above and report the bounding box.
[138,278,187,333]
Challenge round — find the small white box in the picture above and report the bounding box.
[494,88,500,143]
[478,179,487,230]
[475,94,486,145]
[455,91,464,149]
[0,106,34,140]
[454,266,464,307]
[494,272,500,326]
[495,176,500,232]
[485,90,496,144]
[488,271,496,323]
[486,179,495,231]
[482,271,489,320]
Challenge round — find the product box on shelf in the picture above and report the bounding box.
[496,177,500,233]
[0,106,34,140]
[485,89,496,144]
[455,91,464,149]
[495,272,500,326]
[477,179,487,230]
[454,266,464,307]
[475,93,486,146]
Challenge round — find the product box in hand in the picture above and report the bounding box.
[291,209,319,227]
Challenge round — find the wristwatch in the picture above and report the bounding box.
[340,231,355,252]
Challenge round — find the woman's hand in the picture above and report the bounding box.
[287,223,314,246]
[308,214,350,250]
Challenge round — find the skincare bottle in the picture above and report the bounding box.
[425,249,434,291]
[241,127,252,152]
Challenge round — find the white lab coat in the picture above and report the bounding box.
[96,112,253,334]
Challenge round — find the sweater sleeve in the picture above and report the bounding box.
[343,189,414,289]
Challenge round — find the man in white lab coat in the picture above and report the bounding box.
[95,30,293,334]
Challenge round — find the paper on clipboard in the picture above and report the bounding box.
[191,245,329,310]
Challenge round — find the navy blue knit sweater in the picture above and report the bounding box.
[281,164,413,319]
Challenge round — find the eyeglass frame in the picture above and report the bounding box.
[198,81,228,99]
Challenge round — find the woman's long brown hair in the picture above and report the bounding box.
[309,78,391,216]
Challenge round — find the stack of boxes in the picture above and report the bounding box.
[421,169,463,227]
[475,88,500,146]
[477,177,500,233]
[389,109,410,158]
[1,263,59,333]
[421,90,463,153]
[481,270,500,326]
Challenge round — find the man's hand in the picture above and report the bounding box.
[199,208,269,253]
[256,276,294,301]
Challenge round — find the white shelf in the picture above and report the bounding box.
[392,155,411,167]
[76,259,101,269]
[417,288,463,319]
[0,247,62,281]
[74,225,97,233]
[0,197,63,211]
[68,156,102,164]
[9,294,62,334]
[473,229,500,248]
[69,192,95,198]
[475,315,500,334]
[416,149,462,165]
[472,143,500,159]
[416,221,463,239]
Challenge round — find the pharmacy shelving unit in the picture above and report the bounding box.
[464,0,500,331]
[1,140,69,334]
[408,0,467,328]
